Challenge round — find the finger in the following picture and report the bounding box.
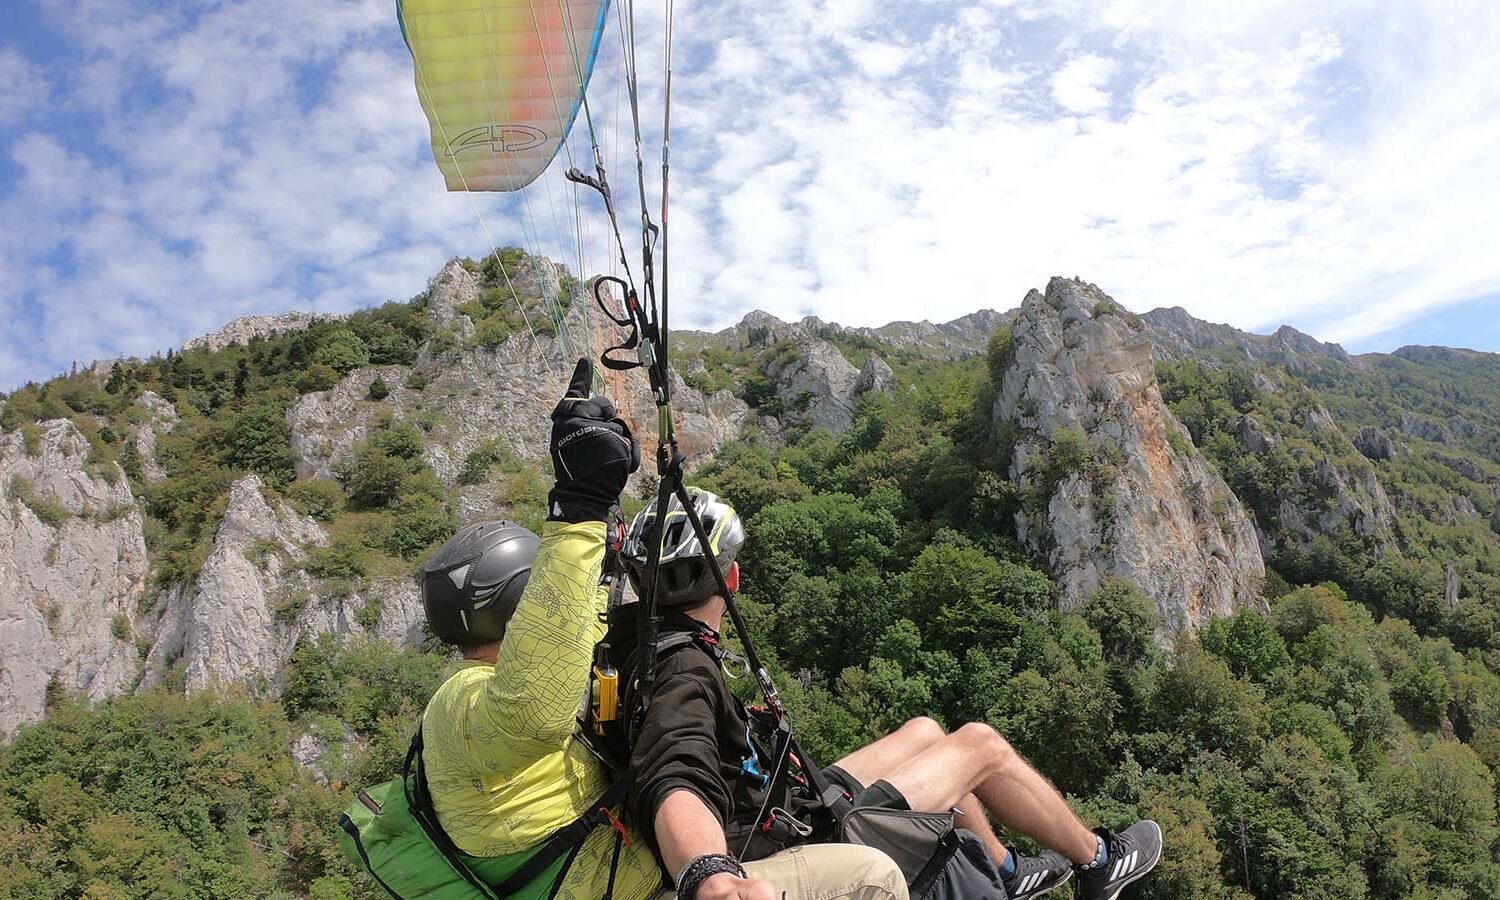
[592,395,618,420]
[564,357,593,398]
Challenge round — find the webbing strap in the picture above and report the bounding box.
[404,729,631,898]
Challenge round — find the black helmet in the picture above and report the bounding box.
[623,487,745,608]
[420,521,540,646]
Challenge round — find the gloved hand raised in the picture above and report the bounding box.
[547,359,641,524]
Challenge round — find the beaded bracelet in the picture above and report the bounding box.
[676,853,747,900]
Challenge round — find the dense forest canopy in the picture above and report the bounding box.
[6,259,1500,899]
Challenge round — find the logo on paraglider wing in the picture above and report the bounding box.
[445,124,548,157]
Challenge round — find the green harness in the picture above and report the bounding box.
[338,729,629,899]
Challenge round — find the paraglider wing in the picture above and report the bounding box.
[398,0,611,192]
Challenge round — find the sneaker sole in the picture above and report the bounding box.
[1095,821,1163,900]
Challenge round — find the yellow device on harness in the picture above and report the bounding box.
[592,643,619,734]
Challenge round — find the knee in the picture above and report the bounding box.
[899,716,947,745]
[843,844,911,900]
[956,722,1017,768]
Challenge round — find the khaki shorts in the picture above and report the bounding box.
[651,843,908,900]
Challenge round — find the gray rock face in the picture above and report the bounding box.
[183,311,345,354]
[856,354,896,396]
[0,420,147,737]
[131,391,179,483]
[141,475,425,695]
[426,259,479,343]
[1276,455,1397,543]
[1144,307,1354,370]
[288,366,418,481]
[170,475,328,692]
[763,339,861,433]
[1237,416,1277,455]
[1398,413,1453,446]
[996,279,1265,636]
[1355,427,1399,462]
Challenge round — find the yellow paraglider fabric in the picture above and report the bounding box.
[398,0,610,192]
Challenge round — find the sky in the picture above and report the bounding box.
[2,0,1499,391]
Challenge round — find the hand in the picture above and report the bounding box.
[547,359,641,523]
[695,872,782,900]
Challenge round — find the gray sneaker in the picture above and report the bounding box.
[1074,821,1163,900]
[1002,849,1073,899]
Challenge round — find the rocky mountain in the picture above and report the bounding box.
[5,251,1500,739]
[996,279,1265,634]
[184,311,349,354]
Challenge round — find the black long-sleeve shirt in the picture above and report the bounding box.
[621,611,794,859]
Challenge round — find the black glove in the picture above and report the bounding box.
[548,359,641,524]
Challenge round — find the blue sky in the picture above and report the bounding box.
[2,0,1498,390]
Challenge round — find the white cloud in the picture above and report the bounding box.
[1051,54,1116,114]
[0,47,50,125]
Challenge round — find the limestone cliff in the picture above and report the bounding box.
[0,420,147,737]
[183,311,347,354]
[139,475,424,695]
[997,279,1265,635]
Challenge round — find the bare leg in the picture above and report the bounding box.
[879,723,1097,864]
[835,719,1010,868]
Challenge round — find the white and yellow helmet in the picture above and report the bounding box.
[623,487,745,607]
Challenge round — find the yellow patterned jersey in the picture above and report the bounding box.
[422,520,661,900]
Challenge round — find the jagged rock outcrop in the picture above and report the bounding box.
[183,311,346,353]
[1237,416,1276,455]
[762,339,861,433]
[0,420,147,737]
[1144,307,1354,371]
[131,391,179,483]
[143,475,327,691]
[1281,456,1397,542]
[997,278,1265,635]
[1398,413,1453,446]
[291,298,753,487]
[288,366,419,481]
[856,355,896,396]
[1355,427,1399,462]
[425,259,479,343]
[141,475,425,694]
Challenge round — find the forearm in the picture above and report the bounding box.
[485,520,607,752]
[654,789,730,877]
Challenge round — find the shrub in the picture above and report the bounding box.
[296,363,341,393]
[339,445,406,509]
[405,371,429,392]
[313,329,372,374]
[110,613,131,640]
[285,478,346,521]
[7,476,70,528]
[458,438,517,485]
[303,534,372,579]
[356,595,384,632]
[21,422,45,457]
[367,376,390,401]
[372,422,424,461]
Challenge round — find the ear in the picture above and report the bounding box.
[725,560,740,594]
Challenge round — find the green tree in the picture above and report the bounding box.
[313,329,372,374]
[1084,577,1162,667]
[1201,609,1291,685]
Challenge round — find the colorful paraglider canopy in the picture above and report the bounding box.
[398,0,611,192]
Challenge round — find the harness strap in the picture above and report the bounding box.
[405,729,633,898]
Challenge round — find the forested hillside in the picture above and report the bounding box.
[5,256,1500,898]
